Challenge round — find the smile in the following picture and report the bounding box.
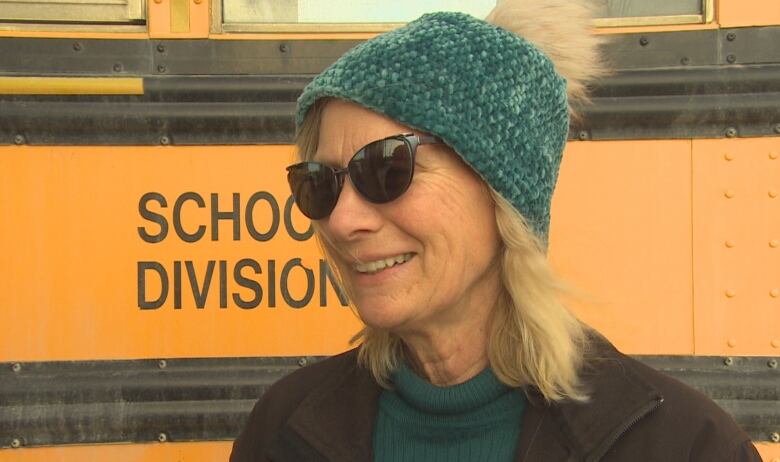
[354,253,414,274]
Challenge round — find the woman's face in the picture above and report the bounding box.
[314,100,502,336]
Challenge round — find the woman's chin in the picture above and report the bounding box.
[355,305,410,331]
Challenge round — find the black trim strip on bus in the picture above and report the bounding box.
[0,27,779,75]
[1,64,779,145]
[1,27,780,144]
[1,354,778,448]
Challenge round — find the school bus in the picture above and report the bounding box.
[0,0,778,460]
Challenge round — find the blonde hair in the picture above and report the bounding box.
[295,100,590,402]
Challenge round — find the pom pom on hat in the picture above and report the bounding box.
[485,0,607,116]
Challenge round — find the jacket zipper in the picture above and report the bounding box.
[586,396,664,462]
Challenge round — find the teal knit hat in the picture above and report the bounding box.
[296,11,568,243]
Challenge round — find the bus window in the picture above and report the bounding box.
[219,0,713,33]
[0,0,145,24]
[595,0,713,27]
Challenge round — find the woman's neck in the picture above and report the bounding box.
[400,317,491,387]
[394,257,502,387]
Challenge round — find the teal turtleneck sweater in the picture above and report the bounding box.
[372,364,527,462]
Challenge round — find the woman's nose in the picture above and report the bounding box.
[322,178,383,241]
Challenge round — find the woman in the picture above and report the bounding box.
[231,1,761,460]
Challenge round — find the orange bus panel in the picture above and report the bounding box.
[0,145,361,362]
[0,441,232,462]
[148,0,209,38]
[550,140,694,355]
[1,441,778,461]
[719,0,780,27]
[692,138,780,355]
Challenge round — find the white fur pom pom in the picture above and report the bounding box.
[485,0,607,113]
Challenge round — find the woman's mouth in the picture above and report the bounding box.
[354,253,414,274]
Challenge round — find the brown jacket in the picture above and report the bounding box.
[231,338,761,461]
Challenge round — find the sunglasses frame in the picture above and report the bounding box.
[287,133,441,219]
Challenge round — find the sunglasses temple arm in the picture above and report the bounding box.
[417,134,442,145]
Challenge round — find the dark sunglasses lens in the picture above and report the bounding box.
[287,163,338,219]
[349,138,413,203]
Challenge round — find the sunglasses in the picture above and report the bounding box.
[286,133,441,220]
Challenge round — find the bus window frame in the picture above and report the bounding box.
[215,0,714,34]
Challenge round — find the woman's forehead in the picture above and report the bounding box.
[314,100,410,163]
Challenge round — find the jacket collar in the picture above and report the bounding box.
[269,350,380,462]
[269,337,663,462]
[517,338,664,461]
